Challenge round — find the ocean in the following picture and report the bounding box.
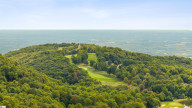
[0,30,192,57]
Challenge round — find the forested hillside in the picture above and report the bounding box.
[0,54,65,107]
[3,43,192,108]
[1,51,148,108]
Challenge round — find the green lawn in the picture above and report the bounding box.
[159,99,187,108]
[78,64,126,86]
[58,47,63,50]
[88,53,98,62]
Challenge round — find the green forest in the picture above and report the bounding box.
[1,43,192,108]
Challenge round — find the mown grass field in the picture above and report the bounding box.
[159,99,191,108]
[78,64,126,86]
[88,53,98,62]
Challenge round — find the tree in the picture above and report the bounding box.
[186,86,192,98]
[123,77,129,83]
[107,99,118,108]
[97,62,108,71]
[1,96,19,108]
[71,55,81,64]
[123,59,136,66]
[188,76,192,83]
[107,65,116,74]
[96,102,109,108]
[52,90,60,99]
[78,50,88,62]
[145,97,161,108]
[74,103,83,108]
[84,98,92,106]
[90,60,96,66]
[0,94,3,102]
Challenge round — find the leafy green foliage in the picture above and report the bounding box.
[0,54,156,108]
[5,43,192,107]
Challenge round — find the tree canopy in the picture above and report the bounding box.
[3,43,192,108]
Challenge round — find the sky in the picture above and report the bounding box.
[0,0,192,29]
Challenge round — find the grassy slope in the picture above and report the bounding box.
[66,53,126,86]
[78,64,125,86]
[159,99,191,108]
[88,53,98,63]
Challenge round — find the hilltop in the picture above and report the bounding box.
[2,43,192,108]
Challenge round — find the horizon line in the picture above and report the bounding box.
[0,29,191,31]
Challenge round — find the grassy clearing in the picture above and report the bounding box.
[159,99,187,108]
[65,53,97,64]
[65,54,77,64]
[58,47,63,50]
[78,64,126,86]
[88,53,98,62]
[65,55,73,63]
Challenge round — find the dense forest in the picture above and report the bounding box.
[1,43,192,108]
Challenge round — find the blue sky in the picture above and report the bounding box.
[0,0,191,29]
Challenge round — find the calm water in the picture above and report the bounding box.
[0,30,192,57]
